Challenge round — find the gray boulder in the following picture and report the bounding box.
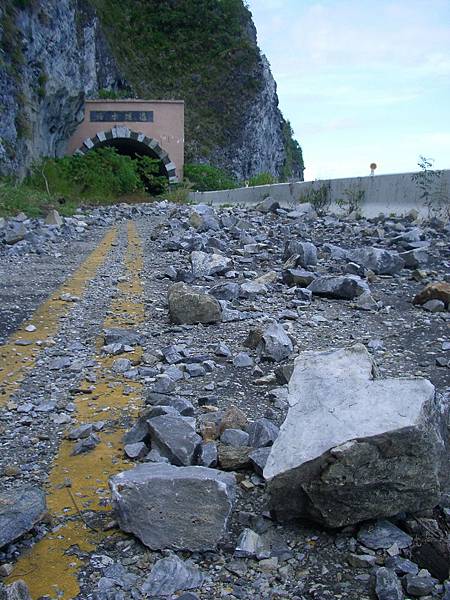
[103,328,143,346]
[189,204,220,231]
[4,222,27,245]
[400,248,429,269]
[190,251,232,278]
[375,567,404,600]
[142,555,204,597]
[147,415,202,466]
[45,209,63,226]
[0,487,47,548]
[0,580,33,600]
[357,520,412,550]
[282,269,316,287]
[196,442,218,468]
[240,281,268,299]
[168,282,221,324]
[308,275,369,299]
[220,429,250,447]
[255,196,280,213]
[257,322,293,362]
[349,247,405,274]
[110,463,235,551]
[284,241,318,267]
[265,344,448,527]
[209,282,240,301]
[247,418,279,448]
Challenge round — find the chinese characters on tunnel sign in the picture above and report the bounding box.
[90,111,154,123]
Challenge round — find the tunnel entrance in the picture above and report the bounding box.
[94,136,169,195]
[74,128,178,186]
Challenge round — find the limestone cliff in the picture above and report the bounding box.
[0,0,304,180]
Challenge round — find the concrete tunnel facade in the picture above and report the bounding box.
[67,99,185,184]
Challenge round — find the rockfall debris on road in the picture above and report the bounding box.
[0,201,449,600]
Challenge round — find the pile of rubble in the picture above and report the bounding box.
[1,199,449,599]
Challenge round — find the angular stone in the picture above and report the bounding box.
[218,445,252,470]
[123,415,151,445]
[404,574,435,597]
[233,352,253,368]
[220,429,250,447]
[4,223,27,245]
[124,442,148,459]
[189,204,220,232]
[142,555,204,597]
[196,442,218,468]
[385,557,419,577]
[255,197,280,213]
[0,580,33,600]
[400,249,429,269]
[349,247,405,275]
[308,275,370,299]
[375,567,404,600]
[423,299,445,313]
[357,520,412,550]
[347,553,377,568]
[191,251,232,278]
[110,463,235,551]
[265,344,447,527]
[247,418,279,448]
[155,396,194,416]
[168,282,222,324]
[0,487,47,548]
[282,268,316,287]
[219,406,248,433]
[413,282,450,308]
[148,415,201,466]
[240,281,267,299]
[284,241,317,267]
[103,328,142,346]
[215,342,231,357]
[72,433,99,455]
[257,322,293,362]
[249,447,271,476]
[209,282,240,301]
[45,209,63,226]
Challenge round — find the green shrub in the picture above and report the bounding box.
[28,147,143,201]
[0,179,49,217]
[136,156,168,195]
[299,183,331,215]
[164,182,193,204]
[336,188,365,215]
[184,163,237,191]
[247,172,277,187]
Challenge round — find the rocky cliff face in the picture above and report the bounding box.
[0,0,303,181]
[0,0,123,176]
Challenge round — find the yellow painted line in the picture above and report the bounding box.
[0,228,118,408]
[7,222,146,599]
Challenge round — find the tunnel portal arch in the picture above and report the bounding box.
[75,127,178,183]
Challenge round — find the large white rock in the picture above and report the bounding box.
[264,344,448,527]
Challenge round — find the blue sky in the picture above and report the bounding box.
[247,0,450,180]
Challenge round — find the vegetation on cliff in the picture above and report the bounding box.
[89,0,304,178]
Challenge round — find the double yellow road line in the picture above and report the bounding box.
[5,223,146,599]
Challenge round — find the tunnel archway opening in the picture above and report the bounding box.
[96,138,168,195]
[75,129,178,195]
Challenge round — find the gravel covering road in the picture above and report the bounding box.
[0,200,449,600]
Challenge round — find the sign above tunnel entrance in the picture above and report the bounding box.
[68,99,184,183]
[90,110,154,123]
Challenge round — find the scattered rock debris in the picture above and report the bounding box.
[0,201,449,600]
